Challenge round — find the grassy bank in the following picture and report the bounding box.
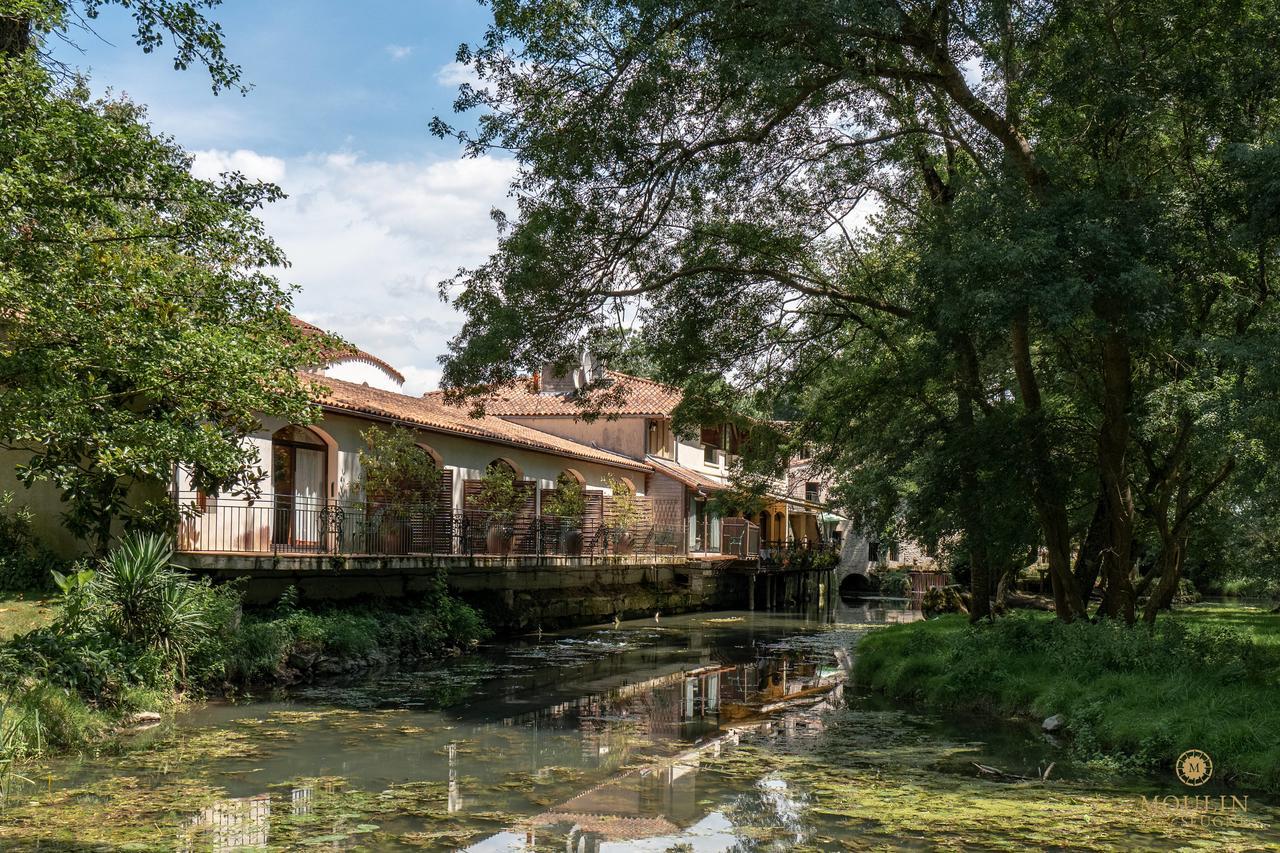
[0,536,489,763]
[0,596,56,641]
[855,604,1280,792]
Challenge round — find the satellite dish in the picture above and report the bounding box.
[572,367,586,390]
[581,350,600,384]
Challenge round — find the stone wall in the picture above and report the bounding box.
[181,553,743,633]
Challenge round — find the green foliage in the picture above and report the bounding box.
[357,425,442,516]
[877,570,911,598]
[224,577,489,683]
[541,472,586,521]
[436,0,1280,624]
[603,473,640,530]
[19,1,245,93]
[0,38,333,550]
[474,463,524,525]
[0,493,61,593]
[857,606,1280,791]
[89,533,232,680]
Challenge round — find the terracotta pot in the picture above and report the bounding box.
[612,529,635,555]
[379,520,409,555]
[486,524,514,555]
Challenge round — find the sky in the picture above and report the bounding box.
[48,0,512,393]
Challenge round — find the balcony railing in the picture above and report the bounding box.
[758,537,839,569]
[720,518,760,558]
[173,492,689,559]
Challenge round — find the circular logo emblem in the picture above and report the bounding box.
[1176,749,1213,786]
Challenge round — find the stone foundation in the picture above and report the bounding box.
[180,552,745,631]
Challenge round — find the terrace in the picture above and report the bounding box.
[174,492,761,563]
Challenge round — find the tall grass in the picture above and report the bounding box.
[855,607,1280,792]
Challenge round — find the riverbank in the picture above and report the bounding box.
[854,603,1280,792]
[0,562,489,762]
[4,606,1277,850]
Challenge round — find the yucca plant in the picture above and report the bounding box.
[93,533,212,681]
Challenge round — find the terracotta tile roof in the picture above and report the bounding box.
[291,316,406,386]
[303,373,650,472]
[468,370,684,418]
[646,455,727,493]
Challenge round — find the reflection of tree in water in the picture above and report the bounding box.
[723,774,812,851]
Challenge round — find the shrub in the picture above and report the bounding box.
[0,492,62,593]
[877,569,911,597]
[542,472,587,521]
[88,533,237,682]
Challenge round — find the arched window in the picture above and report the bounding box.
[272,425,329,546]
[486,458,521,479]
[416,442,443,468]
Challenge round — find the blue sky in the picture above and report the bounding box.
[48,0,513,393]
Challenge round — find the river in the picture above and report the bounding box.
[3,597,1277,850]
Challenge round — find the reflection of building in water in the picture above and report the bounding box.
[291,784,312,816]
[461,647,845,851]
[448,741,462,813]
[179,793,271,852]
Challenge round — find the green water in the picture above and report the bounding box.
[4,599,1277,851]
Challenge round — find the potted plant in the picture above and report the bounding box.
[542,472,587,555]
[358,425,441,554]
[475,463,524,555]
[603,474,640,555]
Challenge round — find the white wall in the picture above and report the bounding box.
[178,409,647,511]
[674,437,728,483]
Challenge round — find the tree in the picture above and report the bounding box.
[1,4,332,549]
[436,0,1280,623]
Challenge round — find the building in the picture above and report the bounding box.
[475,367,841,559]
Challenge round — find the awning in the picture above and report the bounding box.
[820,512,846,525]
[646,455,728,494]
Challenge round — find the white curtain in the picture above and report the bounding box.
[294,448,325,543]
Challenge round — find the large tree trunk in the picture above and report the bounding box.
[952,333,994,621]
[1142,537,1184,623]
[955,364,992,622]
[1011,312,1086,621]
[1073,494,1107,601]
[1097,327,1136,623]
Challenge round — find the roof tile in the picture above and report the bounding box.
[464,370,683,418]
[305,373,650,472]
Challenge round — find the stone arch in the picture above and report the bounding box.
[272,423,338,501]
[415,441,444,468]
[838,572,873,597]
[558,467,586,486]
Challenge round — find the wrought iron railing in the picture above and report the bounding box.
[758,537,839,569]
[173,492,689,559]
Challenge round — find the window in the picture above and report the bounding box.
[645,419,669,457]
[805,482,820,504]
[271,425,329,547]
[703,444,718,465]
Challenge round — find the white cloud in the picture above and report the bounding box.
[192,149,518,396]
[385,44,414,61]
[435,60,481,89]
[190,148,288,184]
